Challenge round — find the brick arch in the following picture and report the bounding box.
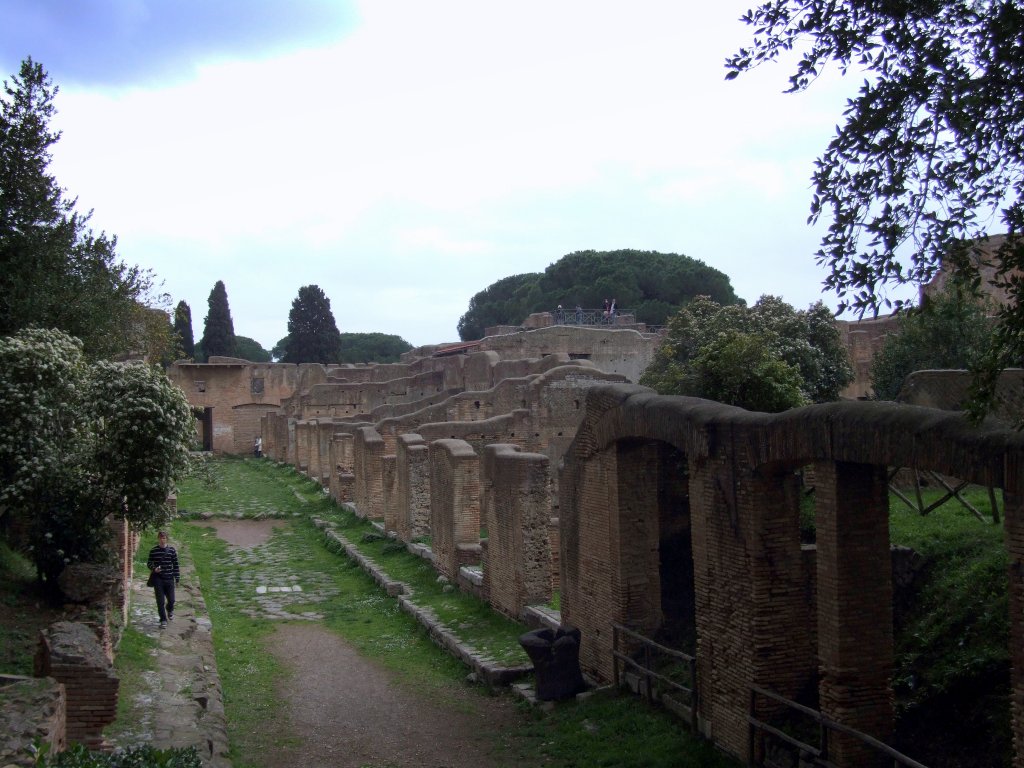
[560,383,1024,767]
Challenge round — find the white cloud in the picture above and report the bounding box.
[40,1,868,350]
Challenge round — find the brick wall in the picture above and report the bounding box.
[34,622,118,751]
[353,426,385,520]
[166,360,303,454]
[814,460,894,767]
[382,455,398,532]
[395,434,430,541]
[481,444,551,619]
[428,439,481,580]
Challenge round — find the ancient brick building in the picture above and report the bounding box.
[164,306,1024,766]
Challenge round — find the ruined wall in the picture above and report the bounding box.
[167,360,307,454]
[428,439,481,581]
[34,622,118,751]
[835,314,899,400]
[481,444,551,619]
[560,384,1024,765]
[395,434,430,541]
[477,326,659,383]
[353,426,385,520]
[329,432,356,503]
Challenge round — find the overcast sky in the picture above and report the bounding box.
[1,1,895,351]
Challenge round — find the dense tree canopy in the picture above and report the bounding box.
[0,58,158,359]
[871,284,994,401]
[726,1,1024,413]
[173,300,195,359]
[0,328,194,587]
[198,280,235,360]
[640,295,853,412]
[456,250,739,341]
[232,335,271,363]
[281,284,343,364]
[337,332,412,364]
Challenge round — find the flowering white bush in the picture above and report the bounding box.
[0,328,195,585]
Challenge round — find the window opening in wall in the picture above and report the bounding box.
[569,353,591,360]
[195,381,206,393]
[251,377,264,394]
[574,399,580,409]
[474,401,481,409]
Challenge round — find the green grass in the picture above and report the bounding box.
[106,624,158,740]
[508,688,736,768]
[887,495,1011,766]
[174,457,739,767]
[316,511,528,665]
[177,457,333,519]
[173,523,288,767]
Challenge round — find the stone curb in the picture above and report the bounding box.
[311,518,532,687]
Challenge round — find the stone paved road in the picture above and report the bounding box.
[118,518,523,768]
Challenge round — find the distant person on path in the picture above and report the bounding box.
[254,436,262,457]
[609,299,617,323]
[603,299,610,323]
[575,304,583,324]
[147,531,180,628]
[556,304,564,324]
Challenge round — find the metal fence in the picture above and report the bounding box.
[551,307,629,326]
[611,623,697,730]
[748,684,929,768]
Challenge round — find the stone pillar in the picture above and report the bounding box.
[396,434,430,541]
[316,420,336,487]
[295,421,312,474]
[747,469,815,704]
[382,455,398,532]
[354,427,385,520]
[428,439,481,580]
[814,460,893,768]
[481,443,551,619]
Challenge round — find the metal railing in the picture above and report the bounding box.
[611,623,697,730]
[748,684,929,768]
[551,307,630,326]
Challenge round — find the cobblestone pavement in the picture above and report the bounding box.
[192,519,341,621]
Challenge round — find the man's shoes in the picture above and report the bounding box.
[160,620,168,628]
[167,612,174,621]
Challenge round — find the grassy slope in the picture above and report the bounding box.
[888,491,1011,767]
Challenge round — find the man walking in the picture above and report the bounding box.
[147,531,180,628]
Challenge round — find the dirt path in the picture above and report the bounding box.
[205,518,524,768]
[265,622,521,768]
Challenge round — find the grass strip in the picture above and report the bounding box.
[173,523,286,768]
[315,515,529,666]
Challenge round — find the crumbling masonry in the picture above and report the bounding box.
[167,322,1024,767]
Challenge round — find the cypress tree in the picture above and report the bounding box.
[199,280,235,360]
[173,300,195,359]
[282,285,342,364]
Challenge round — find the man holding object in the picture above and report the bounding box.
[147,531,180,628]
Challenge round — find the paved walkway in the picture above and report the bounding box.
[112,546,231,768]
